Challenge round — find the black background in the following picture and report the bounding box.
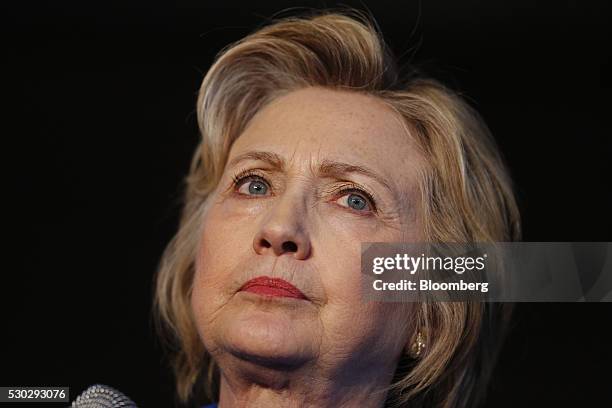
[3,1,611,407]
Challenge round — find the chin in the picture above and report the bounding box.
[213,298,318,369]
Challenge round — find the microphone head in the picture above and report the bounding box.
[71,384,137,408]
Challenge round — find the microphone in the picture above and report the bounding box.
[71,384,138,407]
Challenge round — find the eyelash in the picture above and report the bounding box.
[230,169,378,213]
[231,169,269,194]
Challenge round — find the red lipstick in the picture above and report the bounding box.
[239,276,307,300]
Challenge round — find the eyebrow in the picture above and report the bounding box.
[227,150,395,195]
[227,151,285,171]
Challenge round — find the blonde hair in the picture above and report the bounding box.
[155,10,521,408]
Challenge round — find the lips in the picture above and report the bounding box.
[239,276,307,300]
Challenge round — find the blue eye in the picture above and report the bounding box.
[247,180,268,195]
[337,193,371,211]
[236,177,269,196]
[348,194,367,210]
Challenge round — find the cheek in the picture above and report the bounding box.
[314,235,374,332]
[319,245,361,305]
[314,215,412,353]
[316,214,403,303]
[195,202,255,282]
[190,204,255,326]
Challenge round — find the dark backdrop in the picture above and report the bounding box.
[3,1,611,407]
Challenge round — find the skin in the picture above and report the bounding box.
[191,87,425,408]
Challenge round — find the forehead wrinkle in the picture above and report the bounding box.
[288,136,301,169]
[309,140,326,178]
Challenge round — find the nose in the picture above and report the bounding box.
[252,196,312,260]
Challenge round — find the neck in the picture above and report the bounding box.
[216,358,394,408]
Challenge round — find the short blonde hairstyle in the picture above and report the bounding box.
[155,10,521,408]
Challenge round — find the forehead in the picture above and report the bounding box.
[229,87,423,181]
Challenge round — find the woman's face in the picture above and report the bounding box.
[192,87,424,383]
